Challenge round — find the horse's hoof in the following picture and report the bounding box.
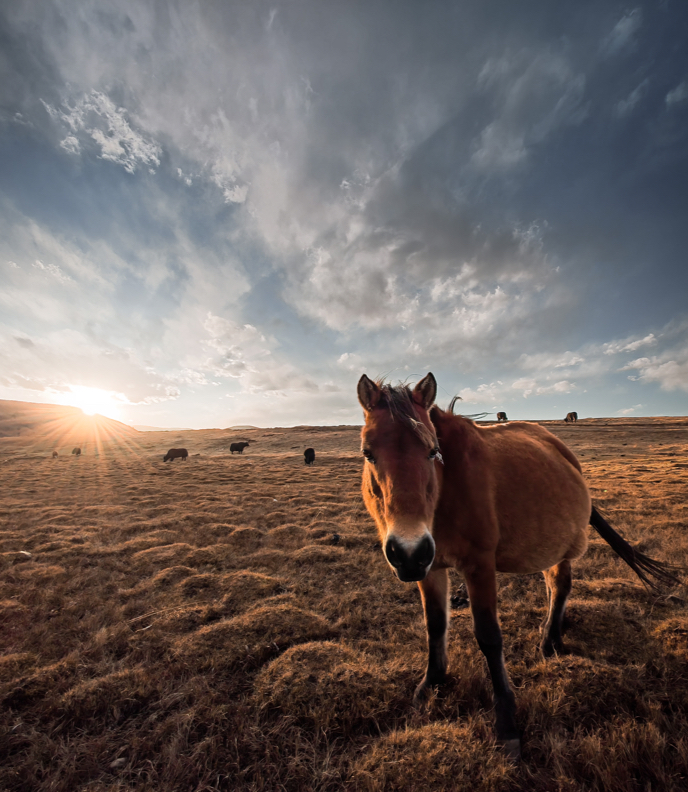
[412,683,431,708]
[499,738,521,762]
[413,672,446,707]
[540,638,563,658]
[413,679,441,708]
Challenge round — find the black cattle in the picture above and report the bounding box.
[164,448,188,462]
[497,412,508,422]
[565,412,578,423]
[230,441,250,454]
[304,447,315,465]
[71,447,81,456]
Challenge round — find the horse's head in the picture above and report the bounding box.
[358,373,441,582]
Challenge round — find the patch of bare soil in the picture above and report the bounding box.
[1,414,687,791]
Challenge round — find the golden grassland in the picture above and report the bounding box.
[1,404,688,791]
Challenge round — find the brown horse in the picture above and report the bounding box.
[565,411,578,423]
[52,451,58,458]
[357,372,679,759]
[496,411,508,422]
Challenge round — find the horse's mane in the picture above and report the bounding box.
[376,381,436,446]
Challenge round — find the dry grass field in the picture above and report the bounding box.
[1,402,688,791]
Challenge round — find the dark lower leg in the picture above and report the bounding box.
[414,568,449,702]
[473,607,518,747]
[465,564,519,757]
[541,560,572,657]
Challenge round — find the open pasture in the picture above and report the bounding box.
[1,416,688,791]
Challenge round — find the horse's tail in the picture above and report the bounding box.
[590,506,682,592]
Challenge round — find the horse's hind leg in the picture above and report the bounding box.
[414,568,449,704]
[540,559,572,657]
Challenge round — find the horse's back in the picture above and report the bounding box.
[486,421,582,472]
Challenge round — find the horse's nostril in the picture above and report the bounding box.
[385,537,403,568]
[414,535,435,568]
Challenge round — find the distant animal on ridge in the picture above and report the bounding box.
[565,412,578,423]
[52,451,58,458]
[71,447,81,456]
[357,372,680,759]
[497,412,508,422]
[163,448,188,462]
[230,441,250,454]
[304,447,315,465]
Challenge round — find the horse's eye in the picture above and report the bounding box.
[429,447,441,461]
[363,450,375,464]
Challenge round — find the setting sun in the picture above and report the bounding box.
[61,386,125,420]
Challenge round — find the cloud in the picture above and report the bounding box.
[471,49,586,171]
[666,81,688,107]
[616,404,642,415]
[603,333,657,355]
[614,79,649,118]
[613,322,688,393]
[60,135,80,155]
[601,8,642,56]
[337,352,364,373]
[201,314,272,379]
[21,4,575,349]
[33,258,72,283]
[0,324,180,405]
[446,374,577,407]
[281,202,559,341]
[511,378,576,398]
[0,198,249,409]
[621,355,688,393]
[1,1,687,426]
[0,206,121,294]
[43,91,162,174]
[455,381,504,404]
[190,313,319,396]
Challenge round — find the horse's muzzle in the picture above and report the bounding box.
[385,533,435,582]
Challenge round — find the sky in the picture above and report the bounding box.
[1,0,687,428]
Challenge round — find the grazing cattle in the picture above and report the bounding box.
[71,447,81,456]
[230,441,250,454]
[304,447,315,465]
[163,448,188,462]
[565,411,578,423]
[357,372,680,759]
[52,451,58,458]
[497,411,508,422]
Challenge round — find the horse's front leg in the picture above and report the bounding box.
[413,567,449,704]
[464,559,520,760]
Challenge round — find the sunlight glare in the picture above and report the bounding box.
[62,386,125,420]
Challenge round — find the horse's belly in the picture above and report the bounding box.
[495,523,588,574]
[493,469,591,574]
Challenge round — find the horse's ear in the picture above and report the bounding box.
[358,374,382,412]
[412,373,437,410]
